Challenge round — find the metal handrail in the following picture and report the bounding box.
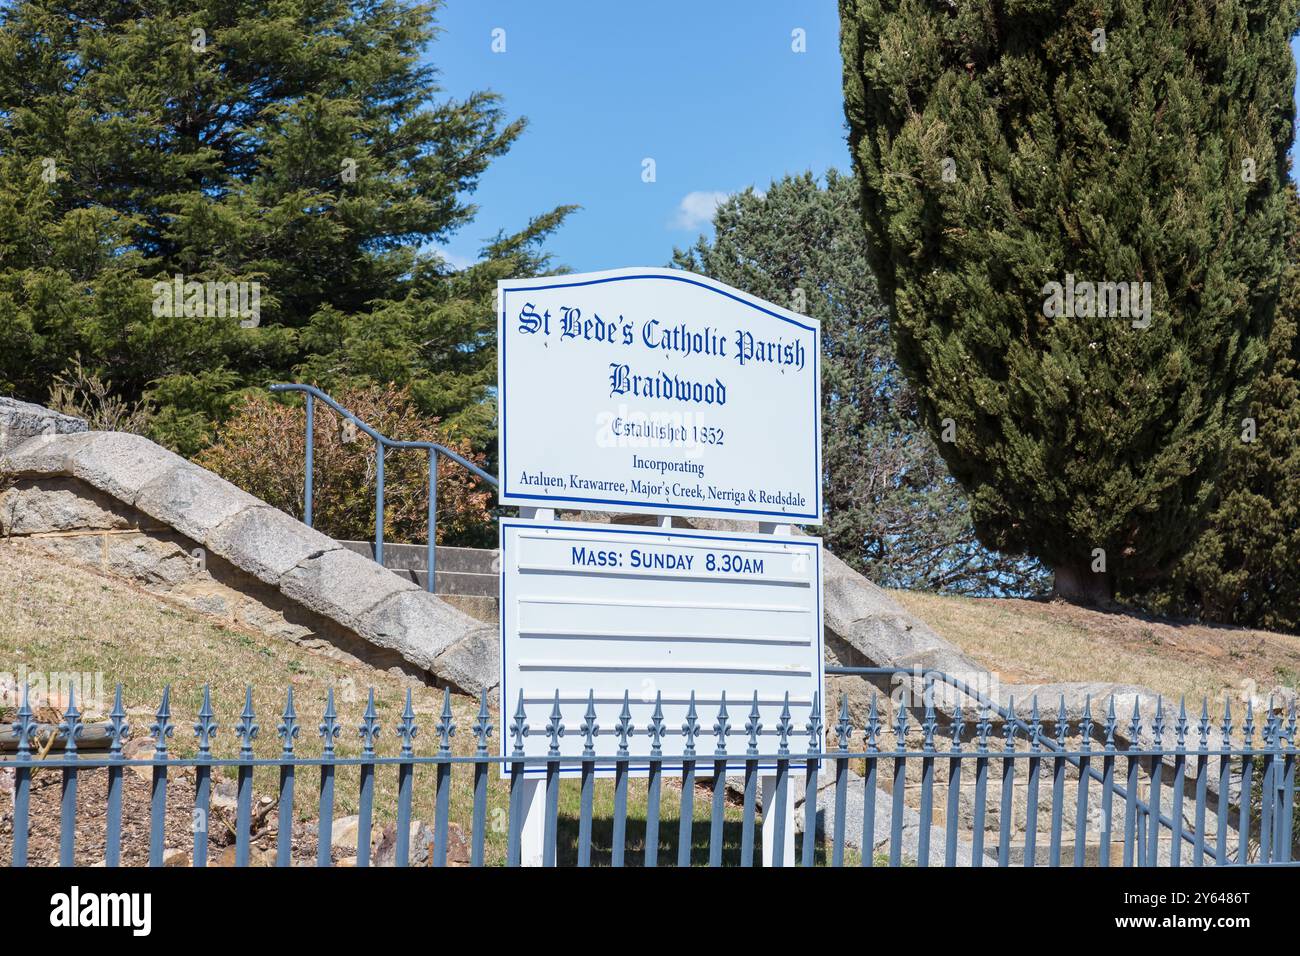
[268,383,498,590]
[825,665,1230,864]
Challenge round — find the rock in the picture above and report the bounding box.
[0,478,138,535]
[431,624,500,696]
[121,737,158,783]
[0,397,85,455]
[210,778,238,812]
[280,548,418,631]
[332,815,362,851]
[163,847,190,867]
[368,820,469,866]
[372,820,435,867]
[213,846,274,867]
[134,462,263,542]
[803,770,998,866]
[358,589,480,672]
[207,506,338,586]
[68,433,187,504]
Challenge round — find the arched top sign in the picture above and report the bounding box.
[497,267,822,524]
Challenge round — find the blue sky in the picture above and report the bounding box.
[430,2,1300,273]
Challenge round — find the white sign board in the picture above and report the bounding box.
[498,518,824,776]
[497,268,822,524]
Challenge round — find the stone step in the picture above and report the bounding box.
[339,540,500,603]
[339,540,499,575]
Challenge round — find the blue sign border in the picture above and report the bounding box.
[499,272,822,523]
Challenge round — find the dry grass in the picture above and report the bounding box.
[0,541,766,865]
[893,590,1300,718]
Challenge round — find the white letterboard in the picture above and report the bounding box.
[499,519,824,776]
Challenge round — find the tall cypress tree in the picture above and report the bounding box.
[673,170,1046,594]
[840,1,1298,601]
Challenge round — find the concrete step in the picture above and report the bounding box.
[340,540,500,606]
[340,540,499,575]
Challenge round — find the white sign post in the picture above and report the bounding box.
[496,268,823,866]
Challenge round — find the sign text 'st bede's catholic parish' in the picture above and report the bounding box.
[498,269,822,523]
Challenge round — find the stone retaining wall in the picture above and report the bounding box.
[0,430,497,694]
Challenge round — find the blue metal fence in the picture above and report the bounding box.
[267,383,498,588]
[3,667,1295,867]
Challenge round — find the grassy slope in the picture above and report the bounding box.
[894,590,1300,717]
[0,542,764,865]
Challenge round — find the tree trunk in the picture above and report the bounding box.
[1052,562,1114,605]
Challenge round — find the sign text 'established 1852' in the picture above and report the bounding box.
[497,268,822,523]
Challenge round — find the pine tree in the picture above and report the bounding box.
[1133,186,1300,632]
[840,1,1299,601]
[673,170,1045,594]
[0,0,568,455]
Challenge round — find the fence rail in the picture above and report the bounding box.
[267,383,498,588]
[2,669,1295,867]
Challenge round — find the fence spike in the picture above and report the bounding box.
[1104,696,1117,750]
[866,694,881,752]
[1286,700,1297,748]
[1055,696,1069,749]
[278,687,299,757]
[1004,697,1018,747]
[776,691,793,757]
[1175,697,1188,749]
[1152,695,1166,743]
[359,688,381,756]
[682,691,700,757]
[894,692,909,750]
[1079,695,1093,751]
[921,690,937,752]
[681,691,702,759]
[976,703,992,752]
[396,688,418,758]
[150,686,174,757]
[1221,694,1233,742]
[319,688,340,756]
[107,684,130,756]
[437,687,455,756]
[12,683,35,757]
[713,691,731,757]
[1028,696,1042,750]
[545,691,564,757]
[951,703,965,752]
[1197,698,1210,751]
[806,692,824,755]
[236,686,259,760]
[58,685,83,756]
[473,693,492,756]
[580,690,599,758]
[615,691,633,757]
[510,689,529,757]
[648,691,666,756]
[745,692,762,756]
[195,685,218,756]
[1129,696,1143,748]
[1240,697,1254,742]
[834,693,852,752]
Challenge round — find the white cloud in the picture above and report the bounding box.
[432,246,476,271]
[670,190,731,230]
